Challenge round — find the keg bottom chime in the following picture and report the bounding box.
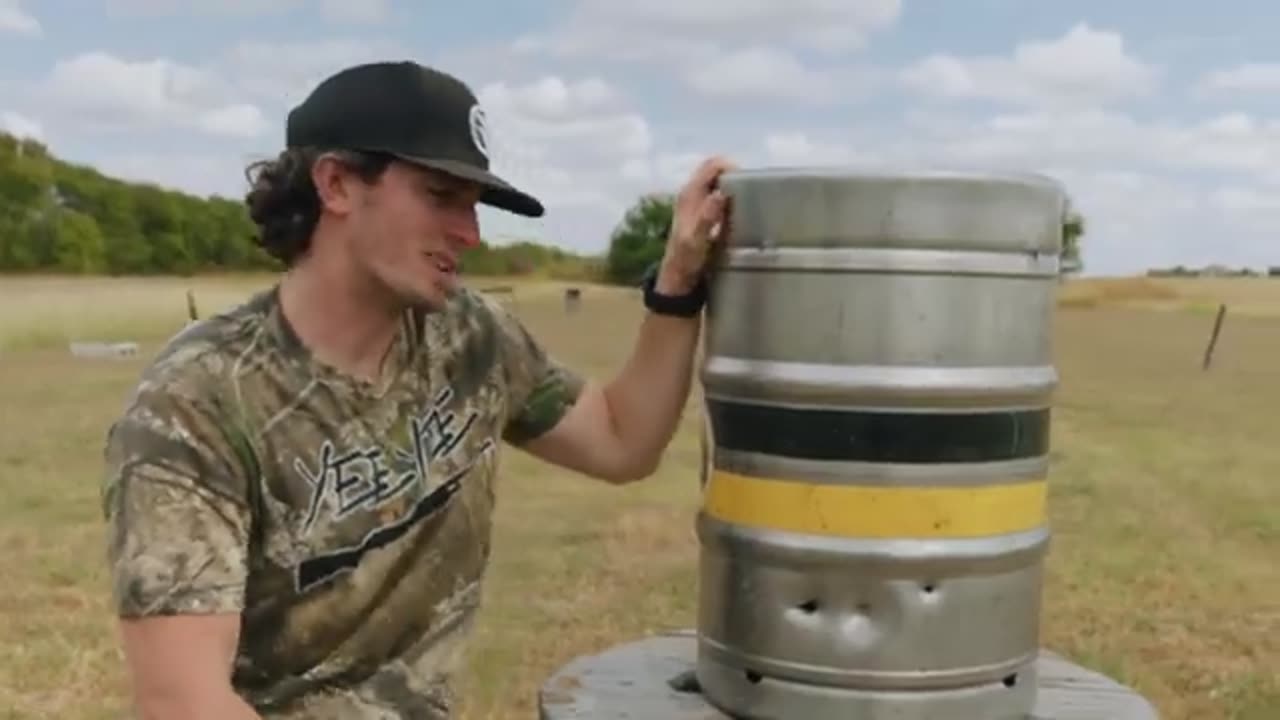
[694,168,1067,720]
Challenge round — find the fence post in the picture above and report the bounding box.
[1202,303,1227,370]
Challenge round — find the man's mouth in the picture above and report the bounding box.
[427,253,457,275]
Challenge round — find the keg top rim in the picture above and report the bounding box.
[720,165,1066,191]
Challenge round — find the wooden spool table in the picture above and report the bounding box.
[538,630,1159,720]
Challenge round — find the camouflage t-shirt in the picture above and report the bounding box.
[101,284,584,719]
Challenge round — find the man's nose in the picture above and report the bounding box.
[444,209,481,248]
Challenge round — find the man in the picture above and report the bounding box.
[101,60,733,719]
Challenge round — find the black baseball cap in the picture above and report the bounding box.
[285,60,544,217]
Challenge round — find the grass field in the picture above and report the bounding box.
[0,272,1277,720]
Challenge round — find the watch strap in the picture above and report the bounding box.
[641,263,707,317]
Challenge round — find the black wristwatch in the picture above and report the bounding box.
[641,263,708,317]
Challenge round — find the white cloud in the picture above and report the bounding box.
[1197,62,1280,94]
[751,107,1280,273]
[478,76,652,168]
[478,76,623,121]
[685,47,857,102]
[515,0,901,61]
[220,38,409,108]
[16,41,407,145]
[42,52,268,138]
[1,111,42,141]
[0,0,39,35]
[764,132,871,166]
[1211,186,1280,234]
[867,109,1280,184]
[902,23,1159,108]
[518,2,895,105]
[619,152,707,190]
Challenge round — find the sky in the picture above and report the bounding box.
[1,0,1278,276]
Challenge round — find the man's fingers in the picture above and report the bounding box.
[688,189,728,247]
[695,190,727,232]
[674,156,735,218]
[688,155,736,195]
[672,156,736,247]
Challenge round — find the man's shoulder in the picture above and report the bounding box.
[102,292,271,513]
[118,289,278,434]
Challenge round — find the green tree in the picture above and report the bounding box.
[605,193,673,285]
[460,241,508,275]
[0,215,44,269]
[50,209,107,273]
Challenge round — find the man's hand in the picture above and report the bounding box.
[655,156,736,295]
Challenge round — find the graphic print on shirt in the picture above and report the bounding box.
[291,385,496,592]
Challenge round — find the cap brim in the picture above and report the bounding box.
[392,155,545,218]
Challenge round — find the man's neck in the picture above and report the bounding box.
[277,253,404,384]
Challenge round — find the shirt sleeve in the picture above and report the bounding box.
[101,374,253,618]
[475,293,587,446]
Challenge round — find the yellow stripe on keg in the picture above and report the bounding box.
[704,470,1047,538]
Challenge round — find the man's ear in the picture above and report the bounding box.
[311,153,359,216]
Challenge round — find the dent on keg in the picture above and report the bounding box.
[694,168,1068,720]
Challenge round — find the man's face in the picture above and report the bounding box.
[331,159,484,310]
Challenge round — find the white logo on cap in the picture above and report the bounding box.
[468,104,489,160]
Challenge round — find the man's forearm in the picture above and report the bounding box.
[137,686,263,720]
[599,267,706,478]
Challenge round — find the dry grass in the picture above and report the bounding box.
[0,273,575,353]
[1060,275,1280,317]
[0,273,1277,720]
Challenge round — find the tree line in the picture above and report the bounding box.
[0,133,272,274]
[0,131,601,279]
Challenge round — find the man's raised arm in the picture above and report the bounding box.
[514,156,735,482]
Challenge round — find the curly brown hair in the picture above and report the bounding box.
[243,147,393,266]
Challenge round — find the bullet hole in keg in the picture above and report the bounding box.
[922,582,937,594]
[744,669,763,685]
[1003,674,1019,688]
[796,599,819,614]
[856,602,872,614]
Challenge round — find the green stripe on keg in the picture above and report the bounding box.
[705,400,1050,463]
[704,470,1048,538]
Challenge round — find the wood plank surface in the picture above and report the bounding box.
[538,630,1160,720]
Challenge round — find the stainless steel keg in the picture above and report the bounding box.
[695,168,1067,720]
